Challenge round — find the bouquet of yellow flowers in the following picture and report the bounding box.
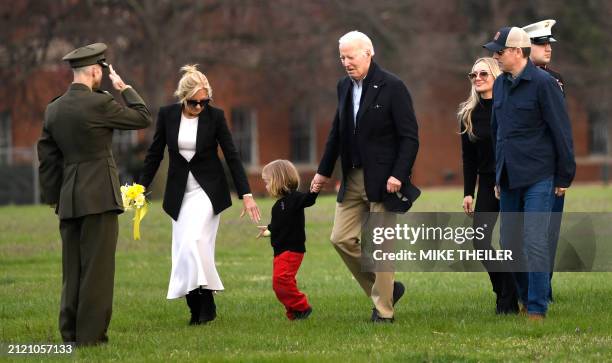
[120,183,148,240]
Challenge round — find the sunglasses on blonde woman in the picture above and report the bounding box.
[186,98,210,108]
[467,71,489,81]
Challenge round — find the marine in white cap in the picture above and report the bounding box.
[523,19,567,305]
[523,19,565,94]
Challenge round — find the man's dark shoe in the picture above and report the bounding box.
[76,338,108,347]
[371,308,394,323]
[293,307,313,320]
[393,281,405,306]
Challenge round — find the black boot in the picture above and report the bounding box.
[197,288,217,324]
[186,289,201,325]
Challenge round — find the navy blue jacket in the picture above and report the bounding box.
[491,59,575,189]
[317,62,419,202]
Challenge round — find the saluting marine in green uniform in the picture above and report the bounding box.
[37,43,152,346]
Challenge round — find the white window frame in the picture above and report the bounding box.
[0,112,12,165]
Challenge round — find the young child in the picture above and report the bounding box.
[258,159,319,320]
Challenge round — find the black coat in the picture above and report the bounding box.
[267,191,318,256]
[317,62,419,202]
[139,103,251,220]
[541,66,565,96]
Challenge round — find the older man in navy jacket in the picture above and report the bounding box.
[484,26,575,320]
[311,31,419,323]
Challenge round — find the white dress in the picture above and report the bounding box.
[166,113,224,299]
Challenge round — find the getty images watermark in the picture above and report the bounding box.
[371,222,512,262]
[361,212,612,272]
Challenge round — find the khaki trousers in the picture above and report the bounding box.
[330,169,395,318]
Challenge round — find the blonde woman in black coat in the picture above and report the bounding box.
[140,65,260,325]
[459,57,518,314]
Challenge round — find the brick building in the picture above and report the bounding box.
[0,60,609,204]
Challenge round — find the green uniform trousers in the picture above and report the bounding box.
[58,211,118,346]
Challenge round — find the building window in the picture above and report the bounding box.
[290,106,314,164]
[112,130,136,152]
[0,112,11,165]
[231,107,257,165]
[589,111,608,155]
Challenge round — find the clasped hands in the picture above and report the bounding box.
[309,173,402,193]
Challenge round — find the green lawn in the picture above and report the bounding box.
[1,185,611,362]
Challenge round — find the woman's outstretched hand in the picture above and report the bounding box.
[240,195,261,223]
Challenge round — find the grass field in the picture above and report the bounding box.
[1,185,611,362]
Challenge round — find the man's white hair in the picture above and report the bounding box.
[338,31,375,56]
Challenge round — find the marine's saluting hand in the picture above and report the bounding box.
[108,65,129,91]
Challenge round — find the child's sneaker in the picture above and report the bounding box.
[293,307,312,320]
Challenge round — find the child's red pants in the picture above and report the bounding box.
[272,251,310,320]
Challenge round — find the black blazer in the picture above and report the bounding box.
[139,103,251,220]
[317,62,419,202]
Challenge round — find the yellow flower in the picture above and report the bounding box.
[134,193,146,208]
[126,187,138,200]
[119,183,148,240]
[133,184,145,195]
[122,196,131,209]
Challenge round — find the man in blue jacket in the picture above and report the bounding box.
[483,26,575,320]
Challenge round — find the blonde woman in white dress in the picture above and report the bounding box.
[140,65,261,325]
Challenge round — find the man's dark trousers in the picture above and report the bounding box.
[59,212,118,345]
[548,195,564,301]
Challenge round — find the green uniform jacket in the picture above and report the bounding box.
[37,83,152,219]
